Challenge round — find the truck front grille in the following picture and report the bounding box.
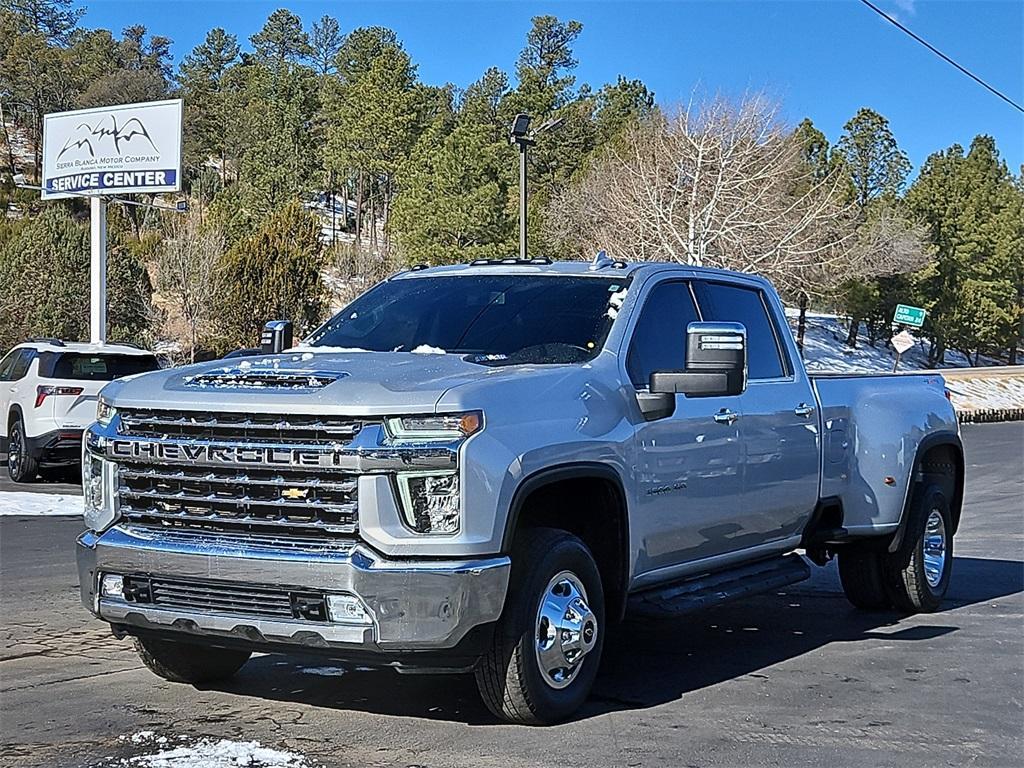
[121,575,328,622]
[118,408,362,444]
[115,409,364,539]
[118,465,358,537]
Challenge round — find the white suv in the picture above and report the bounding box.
[0,340,159,482]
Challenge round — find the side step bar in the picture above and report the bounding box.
[628,554,811,618]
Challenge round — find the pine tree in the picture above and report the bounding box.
[907,136,1023,364]
[309,15,343,76]
[0,206,152,348]
[213,201,327,350]
[250,9,310,65]
[835,108,912,210]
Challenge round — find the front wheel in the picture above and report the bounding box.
[7,419,38,483]
[475,528,604,725]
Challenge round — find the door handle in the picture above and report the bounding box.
[794,403,815,417]
[713,409,738,425]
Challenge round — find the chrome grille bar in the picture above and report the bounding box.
[119,505,358,534]
[117,524,359,553]
[118,466,357,493]
[118,408,362,443]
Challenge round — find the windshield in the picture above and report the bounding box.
[306,274,630,365]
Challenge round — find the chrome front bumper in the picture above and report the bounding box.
[77,526,510,653]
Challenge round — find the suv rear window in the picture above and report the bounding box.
[42,353,159,381]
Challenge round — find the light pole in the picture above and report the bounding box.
[509,113,564,260]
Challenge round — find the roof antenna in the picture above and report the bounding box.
[589,249,613,271]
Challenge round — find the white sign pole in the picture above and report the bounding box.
[90,196,107,344]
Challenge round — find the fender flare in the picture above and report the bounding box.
[888,430,965,553]
[501,462,629,553]
[501,462,631,619]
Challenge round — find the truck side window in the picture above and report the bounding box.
[694,282,787,379]
[626,281,700,388]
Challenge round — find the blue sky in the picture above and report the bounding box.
[80,0,1024,173]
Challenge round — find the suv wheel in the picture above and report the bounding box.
[475,528,604,725]
[133,636,251,684]
[7,419,38,483]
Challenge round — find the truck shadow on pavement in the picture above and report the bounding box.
[210,555,1022,725]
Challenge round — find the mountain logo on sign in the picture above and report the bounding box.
[56,114,159,160]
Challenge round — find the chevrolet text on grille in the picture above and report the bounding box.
[109,439,346,469]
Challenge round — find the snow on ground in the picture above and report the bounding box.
[297,665,347,676]
[786,310,1022,414]
[943,374,1024,413]
[115,732,312,768]
[784,309,998,374]
[0,491,80,516]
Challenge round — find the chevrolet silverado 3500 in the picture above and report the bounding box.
[77,259,964,724]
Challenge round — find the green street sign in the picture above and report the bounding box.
[893,303,927,327]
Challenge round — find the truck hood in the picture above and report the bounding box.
[101,350,538,416]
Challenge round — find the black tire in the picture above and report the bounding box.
[133,636,251,684]
[838,547,892,610]
[883,482,953,613]
[7,419,39,483]
[475,528,605,725]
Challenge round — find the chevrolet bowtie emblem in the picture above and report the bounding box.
[281,487,309,500]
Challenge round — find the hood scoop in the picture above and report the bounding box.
[183,367,345,390]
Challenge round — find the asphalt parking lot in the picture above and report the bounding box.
[1,421,1021,768]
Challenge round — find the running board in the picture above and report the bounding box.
[628,554,810,618]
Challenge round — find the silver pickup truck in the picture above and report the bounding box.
[77,259,963,724]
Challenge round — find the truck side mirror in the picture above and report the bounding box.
[260,320,294,354]
[650,322,747,398]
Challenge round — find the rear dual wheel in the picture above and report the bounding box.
[838,481,953,613]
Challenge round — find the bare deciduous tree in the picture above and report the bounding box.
[846,205,932,278]
[156,213,224,361]
[547,94,863,297]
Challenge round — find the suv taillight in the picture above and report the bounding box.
[35,385,84,408]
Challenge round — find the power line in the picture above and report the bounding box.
[858,0,1024,113]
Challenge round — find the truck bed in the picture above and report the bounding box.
[810,371,957,536]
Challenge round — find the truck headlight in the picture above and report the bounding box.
[83,451,118,532]
[384,412,482,442]
[96,398,117,427]
[396,471,460,534]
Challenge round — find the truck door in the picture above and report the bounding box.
[693,281,820,546]
[628,280,746,575]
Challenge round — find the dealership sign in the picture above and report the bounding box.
[41,99,183,199]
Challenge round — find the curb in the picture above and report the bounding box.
[957,408,1024,424]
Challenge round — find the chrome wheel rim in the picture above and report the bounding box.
[923,508,947,589]
[8,427,21,475]
[534,570,597,690]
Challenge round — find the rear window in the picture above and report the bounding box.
[44,353,159,381]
